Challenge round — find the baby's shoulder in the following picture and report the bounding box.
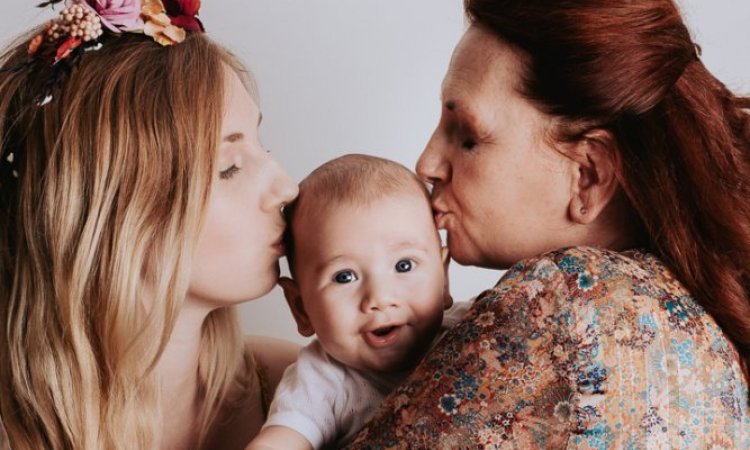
[245,335,300,390]
[442,300,473,328]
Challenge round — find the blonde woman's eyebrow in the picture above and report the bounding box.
[222,113,261,143]
[223,132,244,143]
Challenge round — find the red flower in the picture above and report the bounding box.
[55,36,82,62]
[163,0,203,32]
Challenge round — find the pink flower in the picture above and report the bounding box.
[82,0,144,32]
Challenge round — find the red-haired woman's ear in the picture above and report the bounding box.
[567,129,620,225]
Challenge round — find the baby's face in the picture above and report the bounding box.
[293,191,449,373]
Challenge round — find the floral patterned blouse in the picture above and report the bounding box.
[347,247,750,449]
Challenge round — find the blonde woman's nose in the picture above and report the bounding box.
[264,158,298,211]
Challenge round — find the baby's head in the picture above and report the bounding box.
[280,154,451,373]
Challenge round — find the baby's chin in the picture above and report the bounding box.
[362,359,414,374]
[324,334,434,373]
[355,347,427,374]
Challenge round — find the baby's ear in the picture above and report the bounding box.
[441,246,450,268]
[440,247,453,310]
[278,277,315,337]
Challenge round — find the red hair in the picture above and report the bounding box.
[465,0,750,391]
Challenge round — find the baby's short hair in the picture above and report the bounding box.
[284,154,429,276]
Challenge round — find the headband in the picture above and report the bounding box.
[0,1,204,184]
[30,0,204,63]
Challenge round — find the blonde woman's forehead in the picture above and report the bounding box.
[221,68,261,139]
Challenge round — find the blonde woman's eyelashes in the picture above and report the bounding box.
[219,164,240,180]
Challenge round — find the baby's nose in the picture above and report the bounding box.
[361,285,399,313]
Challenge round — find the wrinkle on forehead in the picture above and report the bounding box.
[442,25,528,103]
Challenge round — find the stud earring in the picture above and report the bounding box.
[579,206,588,215]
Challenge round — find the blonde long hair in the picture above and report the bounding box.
[0,31,254,449]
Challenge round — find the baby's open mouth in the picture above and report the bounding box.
[372,325,397,337]
[364,324,402,348]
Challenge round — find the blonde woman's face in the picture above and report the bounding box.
[188,69,298,306]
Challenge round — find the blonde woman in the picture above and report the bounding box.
[0,2,298,449]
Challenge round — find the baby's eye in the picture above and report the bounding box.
[333,270,358,284]
[395,259,414,273]
[219,164,240,180]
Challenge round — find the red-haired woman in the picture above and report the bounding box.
[349,0,750,447]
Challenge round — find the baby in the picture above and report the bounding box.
[247,154,467,450]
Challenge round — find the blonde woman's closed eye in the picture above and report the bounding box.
[219,164,240,180]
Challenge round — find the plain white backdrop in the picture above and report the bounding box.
[2,1,748,344]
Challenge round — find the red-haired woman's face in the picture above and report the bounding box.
[417,25,579,269]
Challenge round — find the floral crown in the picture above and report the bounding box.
[0,1,203,184]
[29,0,203,63]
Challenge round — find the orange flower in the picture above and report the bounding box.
[141,0,185,45]
[28,33,45,56]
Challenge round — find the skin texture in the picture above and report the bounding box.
[158,69,299,450]
[188,69,298,307]
[416,25,626,270]
[284,191,452,374]
[204,336,301,450]
[248,190,452,450]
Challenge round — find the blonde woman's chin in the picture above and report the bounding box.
[185,268,279,308]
